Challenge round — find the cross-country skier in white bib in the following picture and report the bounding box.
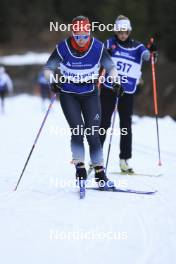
[44,16,121,190]
[100,15,157,173]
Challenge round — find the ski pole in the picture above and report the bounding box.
[105,96,119,174]
[14,93,57,191]
[148,37,162,166]
[87,69,106,176]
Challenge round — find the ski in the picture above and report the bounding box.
[79,180,86,199]
[86,187,157,195]
[79,186,85,199]
[110,171,162,177]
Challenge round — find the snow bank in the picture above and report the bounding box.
[0,52,50,65]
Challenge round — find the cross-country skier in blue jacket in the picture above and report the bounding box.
[44,16,121,189]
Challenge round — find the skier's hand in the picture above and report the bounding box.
[148,42,157,53]
[112,83,124,97]
[50,83,61,93]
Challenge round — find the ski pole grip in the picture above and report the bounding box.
[147,37,154,49]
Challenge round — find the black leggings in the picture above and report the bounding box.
[59,89,103,165]
[100,87,133,159]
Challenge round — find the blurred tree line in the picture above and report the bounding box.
[0,0,176,61]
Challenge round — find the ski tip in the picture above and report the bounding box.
[109,171,162,177]
[86,187,158,195]
[146,190,158,195]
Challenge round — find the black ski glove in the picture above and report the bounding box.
[112,83,124,97]
[50,83,61,93]
[148,42,157,53]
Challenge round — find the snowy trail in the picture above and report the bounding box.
[0,95,176,264]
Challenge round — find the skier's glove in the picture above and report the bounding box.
[112,83,124,97]
[50,83,61,93]
[148,42,157,53]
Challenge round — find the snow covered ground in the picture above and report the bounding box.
[0,94,176,264]
[0,52,50,65]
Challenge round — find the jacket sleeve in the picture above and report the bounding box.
[44,48,63,82]
[45,48,63,71]
[100,47,119,82]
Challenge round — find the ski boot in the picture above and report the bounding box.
[94,166,115,190]
[119,159,134,174]
[75,162,87,199]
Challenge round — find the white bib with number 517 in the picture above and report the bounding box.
[112,57,141,81]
